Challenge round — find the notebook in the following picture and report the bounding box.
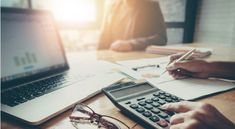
[146,45,212,58]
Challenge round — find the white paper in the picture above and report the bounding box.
[117,57,170,69]
[117,57,174,82]
[67,53,141,81]
[148,78,235,100]
[117,57,235,100]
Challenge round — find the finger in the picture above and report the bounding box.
[161,101,197,113]
[169,60,208,72]
[167,69,189,79]
[109,43,116,50]
[169,68,193,79]
[170,120,204,129]
[170,72,186,79]
[173,74,187,79]
[169,53,185,62]
[170,113,187,125]
[170,123,185,129]
[166,61,193,71]
[111,44,122,51]
[174,119,207,129]
[166,62,182,71]
[169,52,196,63]
[169,68,209,79]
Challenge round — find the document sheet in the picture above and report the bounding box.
[117,57,235,100]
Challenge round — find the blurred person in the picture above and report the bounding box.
[97,0,167,52]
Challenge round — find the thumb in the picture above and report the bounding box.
[166,61,190,71]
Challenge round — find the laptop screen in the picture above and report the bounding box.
[1,8,68,86]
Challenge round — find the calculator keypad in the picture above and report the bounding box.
[126,90,182,128]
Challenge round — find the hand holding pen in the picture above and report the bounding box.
[163,48,219,79]
[161,49,196,76]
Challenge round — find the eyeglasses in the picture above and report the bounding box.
[69,103,130,129]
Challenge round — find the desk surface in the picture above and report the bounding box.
[1,43,235,129]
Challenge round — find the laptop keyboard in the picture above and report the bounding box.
[1,73,77,107]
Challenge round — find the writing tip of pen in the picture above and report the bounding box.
[161,70,167,75]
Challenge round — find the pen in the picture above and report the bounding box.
[161,48,196,75]
[132,64,160,71]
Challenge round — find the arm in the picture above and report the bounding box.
[129,34,167,51]
[110,33,167,52]
[207,61,235,80]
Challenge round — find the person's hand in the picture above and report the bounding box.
[166,60,213,79]
[169,51,212,64]
[167,53,235,80]
[162,101,235,129]
[109,40,133,52]
[169,52,196,64]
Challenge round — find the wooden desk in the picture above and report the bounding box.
[1,43,235,129]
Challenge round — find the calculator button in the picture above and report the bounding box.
[165,117,171,122]
[158,107,173,117]
[151,108,160,114]
[158,100,166,105]
[144,104,153,110]
[130,104,138,109]
[136,107,145,113]
[151,97,159,102]
[157,120,168,127]
[165,110,175,116]
[145,99,153,104]
[171,96,178,100]
[151,102,160,107]
[174,99,181,102]
[138,101,146,106]
[159,95,166,99]
[153,92,160,96]
[158,112,168,119]
[159,91,165,94]
[158,107,165,111]
[149,115,160,122]
[165,97,173,102]
[165,93,171,97]
[125,101,131,104]
[137,97,145,101]
[143,111,152,117]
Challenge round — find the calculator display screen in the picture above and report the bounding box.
[110,84,153,98]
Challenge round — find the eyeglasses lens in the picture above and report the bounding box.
[70,104,129,129]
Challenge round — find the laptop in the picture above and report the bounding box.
[1,7,123,125]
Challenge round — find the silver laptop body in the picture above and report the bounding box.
[1,8,121,125]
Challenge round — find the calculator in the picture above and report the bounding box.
[102,81,183,129]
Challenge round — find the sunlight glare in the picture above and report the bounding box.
[51,0,96,23]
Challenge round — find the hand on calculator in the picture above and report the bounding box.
[162,101,235,129]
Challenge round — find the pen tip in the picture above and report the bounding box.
[161,70,167,75]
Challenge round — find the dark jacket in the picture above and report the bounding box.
[98,0,167,50]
